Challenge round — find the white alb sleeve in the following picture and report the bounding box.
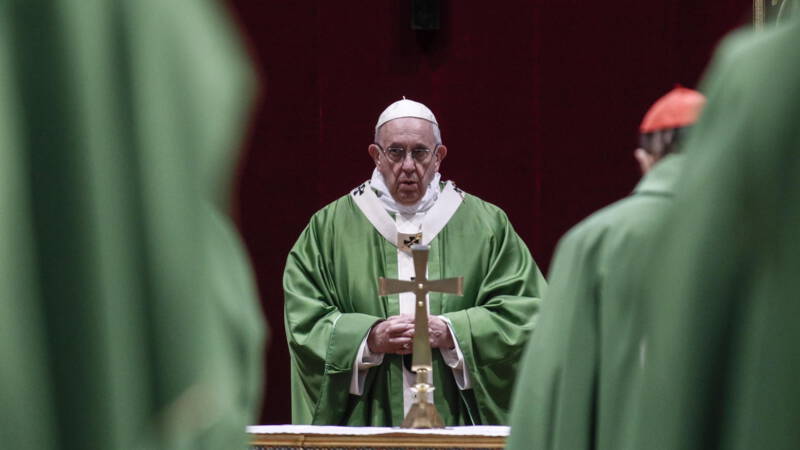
[349,328,385,395]
[437,315,472,390]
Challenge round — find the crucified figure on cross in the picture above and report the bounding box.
[378,244,464,428]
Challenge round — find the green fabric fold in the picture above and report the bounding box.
[0,1,265,449]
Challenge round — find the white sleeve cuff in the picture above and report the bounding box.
[349,328,385,395]
[438,315,472,390]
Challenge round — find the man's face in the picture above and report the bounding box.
[368,117,447,206]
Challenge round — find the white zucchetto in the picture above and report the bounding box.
[375,97,438,132]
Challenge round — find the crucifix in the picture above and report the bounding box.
[378,244,464,428]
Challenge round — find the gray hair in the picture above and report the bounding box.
[639,127,689,158]
[374,120,442,146]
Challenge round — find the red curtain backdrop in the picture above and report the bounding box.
[225,1,749,424]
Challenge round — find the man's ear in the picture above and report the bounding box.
[634,148,656,174]
[434,145,447,168]
[368,144,381,167]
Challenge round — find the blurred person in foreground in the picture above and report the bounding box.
[507,87,704,450]
[283,98,546,426]
[0,1,265,449]
[623,18,800,450]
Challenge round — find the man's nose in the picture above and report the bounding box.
[401,153,416,171]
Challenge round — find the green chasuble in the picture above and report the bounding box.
[506,154,684,450]
[0,1,265,449]
[624,21,800,450]
[284,187,546,426]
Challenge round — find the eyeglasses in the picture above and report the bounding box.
[375,143,439,164]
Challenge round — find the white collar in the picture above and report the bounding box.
[370,168,441,216]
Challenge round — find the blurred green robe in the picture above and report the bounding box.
[506,154,683,450]
[0,1,265,449]
[284,189,546,426]
[626,21,800,450]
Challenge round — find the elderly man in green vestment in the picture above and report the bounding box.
[624,20,800,450]
[284,99,546,426]
[507,87,705,450]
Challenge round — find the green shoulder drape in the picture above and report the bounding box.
[627,22,800,450]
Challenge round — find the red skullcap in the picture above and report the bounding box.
[640,86,706,133]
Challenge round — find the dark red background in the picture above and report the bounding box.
[224,1,750,424]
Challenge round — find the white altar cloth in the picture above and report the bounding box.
[247,424,509,437]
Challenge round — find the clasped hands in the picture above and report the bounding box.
[367,314,454,355]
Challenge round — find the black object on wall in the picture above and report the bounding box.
[412,0,440,30]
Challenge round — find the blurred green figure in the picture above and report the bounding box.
[626,19,800,450]
[506,87,704,450]
[0,1,265,449]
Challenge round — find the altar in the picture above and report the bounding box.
[248,425,508,449]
